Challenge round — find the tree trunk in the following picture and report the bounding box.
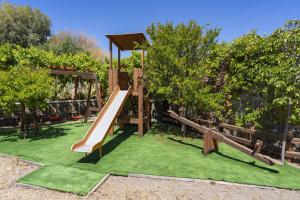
[179,106,187,136]
[281,98,292,163]
[20,104,25,132]
[20,103,27,139]
[31,108,40,135]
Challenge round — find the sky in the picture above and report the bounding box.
[2,0,300,54]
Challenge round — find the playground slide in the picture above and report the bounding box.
[71,85,132,153]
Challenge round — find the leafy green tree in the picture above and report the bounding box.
[144,21,223,133]
[0,43,16,69]
[0,3,51,47]
[0,66,54,135]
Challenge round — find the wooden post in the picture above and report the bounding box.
[204,131,218,155]
[138,69,144,136]
[253,140,263,154]
[118,48,121,72]
[109,40,113,69]
[84,80,93,123]
[141,50,144,70]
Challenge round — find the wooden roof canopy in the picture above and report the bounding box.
[105,33,147,50]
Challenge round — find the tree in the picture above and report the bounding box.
[0,3,51,47]
[45,31,106,61]
[45,32,84,55]
[267,20,300,162]
[144,21,223,133]
[0,66,54,135]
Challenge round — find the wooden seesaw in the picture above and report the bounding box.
[167,110,283,165]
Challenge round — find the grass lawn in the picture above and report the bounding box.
[1,122,300,195]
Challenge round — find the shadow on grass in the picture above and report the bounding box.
[78,125,137,164]
[0,124,73,142]
[215,152,279,174]
[162,123,279,174]
[28,126,70,141]
[168,137,203,150]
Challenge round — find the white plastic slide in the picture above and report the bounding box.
[71,85,132,153]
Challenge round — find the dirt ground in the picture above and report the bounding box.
[1,155,300,200]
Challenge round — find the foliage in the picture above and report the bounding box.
[44,31,106,61]
[223,20,300,129]
[44,33,84,55]
[0,43,16,69]
[0,66,54,112]
[0,3,51,47]
[144,21,224,118]
[0,66,54,133]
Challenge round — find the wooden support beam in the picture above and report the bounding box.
[118,116,149,125]
[211,128,252,146]
[118,48,121,71]
[109,40,113,69]
[167,110,278,165]
[204,131,218,154]
[219,123,256,135]
[50,70,97,80]
[141,50,144,70]
[138,69,144,136]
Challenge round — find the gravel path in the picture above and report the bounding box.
[1,155,300,200]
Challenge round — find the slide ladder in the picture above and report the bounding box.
[71,85,132,153]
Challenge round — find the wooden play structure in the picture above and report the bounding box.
[167,110,282,165]
[49,66,103,122]
[71,33,151,155]
[106,33,151,136]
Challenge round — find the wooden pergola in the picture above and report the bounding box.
[49,66,103,122]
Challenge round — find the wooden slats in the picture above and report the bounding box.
[286,151,300,159]
[214,130,252,146]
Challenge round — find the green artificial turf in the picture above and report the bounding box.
[1,121,300,195]
[18,165,105,195]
